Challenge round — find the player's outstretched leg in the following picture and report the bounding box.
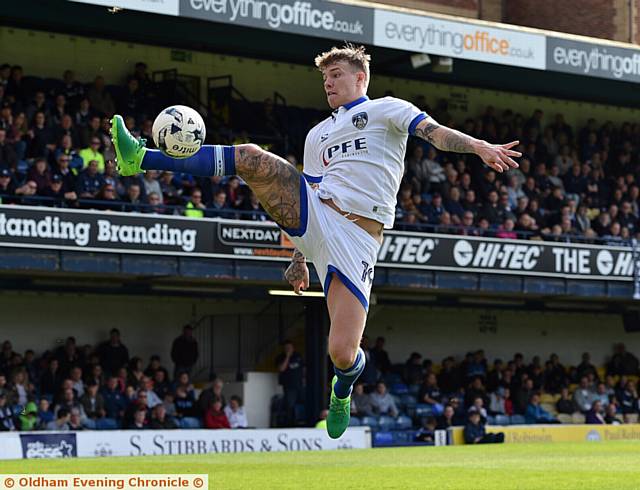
[110,115,303,231]
[325,277,368,439]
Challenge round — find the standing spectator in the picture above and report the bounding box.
[170,324,199,378]
[275,341,303,427]
[40,358,63,398]
[224,395,248,428]
[204,397,230,429]
[371,337,391,376]
[370,381,398,417]
[97,328,130,376]
[464,409,504,444]
[607,343,639,376]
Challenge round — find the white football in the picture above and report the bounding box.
[152,105,206,159]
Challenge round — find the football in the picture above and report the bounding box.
[152,105,206,158]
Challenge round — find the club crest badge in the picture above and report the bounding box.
[352,112,368,130]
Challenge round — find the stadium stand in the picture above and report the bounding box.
[0,330,638,433]
[0,63,639,246]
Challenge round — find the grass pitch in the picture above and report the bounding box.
[4,441,640,489]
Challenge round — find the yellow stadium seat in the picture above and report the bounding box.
[557,414,572,424]
[624,413,639,424]
[540,393,556,404]
[572,413,586,424]
[596,366,607,380]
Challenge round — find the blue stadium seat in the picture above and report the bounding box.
[394,415,413,430]
[349,416,361,427]
[401,394,417,409]
[361,416,379,429]
[486,415,497,425]
[390,383,409,395]
[415,404,433,417]
[408,384,421,396]
[510,415,526,425]
[378,415,396,431]
[495,414,510,426]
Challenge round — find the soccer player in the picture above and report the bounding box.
[110,45,520,439]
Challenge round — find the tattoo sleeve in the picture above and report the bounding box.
[235,145,301,229]
[414,119,478,154]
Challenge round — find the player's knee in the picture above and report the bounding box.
[329,346,357,371]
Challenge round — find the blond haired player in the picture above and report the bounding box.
[110,45,519,438]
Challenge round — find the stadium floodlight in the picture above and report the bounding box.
[410,53,431,69]
[268,289,325,297]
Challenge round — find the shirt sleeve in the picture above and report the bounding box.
[384,97,428,136]
[302,129,323,184]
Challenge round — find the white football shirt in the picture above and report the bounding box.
[302,96,426,228]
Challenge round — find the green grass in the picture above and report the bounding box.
[3,442,640,489]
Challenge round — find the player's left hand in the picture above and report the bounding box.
[284,260,310,295]
[476,140,521,173]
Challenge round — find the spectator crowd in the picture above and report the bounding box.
[0,63,639,245]
[0,325,248,432]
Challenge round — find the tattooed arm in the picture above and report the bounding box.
[414,117,521,173]
[284,248,309,295]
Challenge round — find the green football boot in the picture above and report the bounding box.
[110,114,147,176]
[326,375,351,439]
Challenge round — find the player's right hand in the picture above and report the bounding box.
[284,261,310,295]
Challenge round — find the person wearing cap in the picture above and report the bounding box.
[40,173,77,206]
[464,408,504,444]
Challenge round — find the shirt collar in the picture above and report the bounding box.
[342,95,369,111]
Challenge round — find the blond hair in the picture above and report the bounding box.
[314,44,371,87]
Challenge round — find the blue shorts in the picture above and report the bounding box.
[282,176,381,311]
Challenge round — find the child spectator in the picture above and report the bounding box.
[204,397,230,429]
[224,395,248,429]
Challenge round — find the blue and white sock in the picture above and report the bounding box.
[333,347,366,399]
[141,145,236,176]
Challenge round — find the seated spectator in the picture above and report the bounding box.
[175,386,200,428]
[585,400,606,425]
[351,382,374,418]
[593,382,610,406]
[604,403,621,425]
[525,393,558,424]
[37,399,54,428]
[464,409,504,444]
[40,173,77,205]
[184,188,206,218]
[18,401,39,431]
[79,137,105,172]
[370,381,398,417]
[467,397,488,422]
[80,381,106,424]
[76,160,104,199]
[619,380,638,421]
[46,407,71,431]
[224,395,248,428]
[0,393,16,430]
[204,397,230,429]
[418,373,444,416]
[140,377,162,408]
[198,378,225,414]
[514,378,535,415]
[489,387,513,416]
[414,416,437,444]
[152,370,170,401]
[465,377,489,409]
[69,407,85,431]
[162,393,177,419]
[127,407,148,430]
[101,376,126,421]
[573,376,596,412]
[436,404,464,429]
[556,387,578,415]
[27,157,51,193]
[149,404,177,430]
